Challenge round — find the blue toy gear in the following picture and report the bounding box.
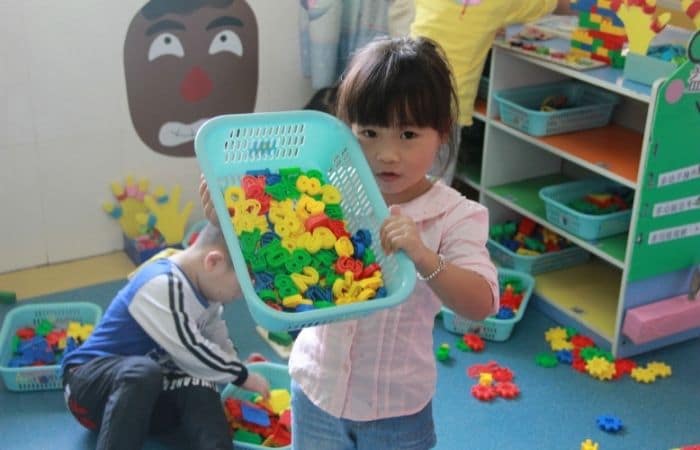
[596,414,623,433]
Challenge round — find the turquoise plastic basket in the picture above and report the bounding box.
[0,302,102,392]
[221,362,291,450]
[539,179,632,240]
[487,238,590,275]
[493,81,619,136]
[195,111,416,332]
[441,269,534,341]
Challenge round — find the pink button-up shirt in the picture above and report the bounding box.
[289,180,499,421]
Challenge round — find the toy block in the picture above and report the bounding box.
[622,294,700,344]
[573,29,595,45]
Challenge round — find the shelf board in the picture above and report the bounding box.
[534,258,622,341]
[485,174,628,268]
[491,120,642,188]
[494,34,652,103]
[454,162,481,188]
[473,98,487,121]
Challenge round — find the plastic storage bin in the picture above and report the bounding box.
[539,179,632,240]
[195,110,416,332]
[487,238,590,275]
[221,362,291,450]
[493,80,619,136]
[441,269,535,341]
[0,302,102,392]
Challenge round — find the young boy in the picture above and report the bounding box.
[61,222,269,450]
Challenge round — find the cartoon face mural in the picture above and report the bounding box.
[124,0,258,157]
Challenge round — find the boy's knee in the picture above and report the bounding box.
[119,356,162,389]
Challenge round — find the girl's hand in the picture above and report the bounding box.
[380,205,427,262]
[241,372,270,400]
[198,174,219,226]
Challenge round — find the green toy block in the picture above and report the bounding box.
[36,319,54,336]
[0,290,17,305]
[269,331,294,346]
[234,429,263,444]
[313,300,335,309]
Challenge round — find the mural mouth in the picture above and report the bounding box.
[158,118,209,147]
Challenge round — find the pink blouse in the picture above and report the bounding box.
[289,181,499,420]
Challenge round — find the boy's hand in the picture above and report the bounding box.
[380,205,427,262]
[242,372,270,400]
[199,174,219,226]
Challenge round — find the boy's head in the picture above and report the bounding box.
[189,222,241,303]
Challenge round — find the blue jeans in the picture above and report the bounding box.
[291,380,437,450]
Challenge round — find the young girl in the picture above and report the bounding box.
[288,36,498,450]
[201,36,498,450]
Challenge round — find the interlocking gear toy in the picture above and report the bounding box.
[630,366,657,383]
[646,361,672,378]
[596,414,623,433]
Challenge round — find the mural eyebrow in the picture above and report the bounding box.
[146,19,186,36]
[206,16,243,30]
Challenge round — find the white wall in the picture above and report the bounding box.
[0,0,313,273]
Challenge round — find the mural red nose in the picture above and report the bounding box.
[180,66,213,102]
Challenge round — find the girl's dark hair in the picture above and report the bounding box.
[335,36,458,137]
[335,36,459,176]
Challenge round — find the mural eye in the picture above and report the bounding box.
[209,30,243,56]
[148,33,184,61]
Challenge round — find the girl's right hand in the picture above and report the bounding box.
[242,372,270,400]
[198,174,219,226]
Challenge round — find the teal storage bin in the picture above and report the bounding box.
[441,269,534,341]
[539,179,633,240]
[0,302,102,392]
[221,362,291,450]
[487,238,590,275]
[195,111,416,332]
[493,81,619,136]
[623,51,677,86]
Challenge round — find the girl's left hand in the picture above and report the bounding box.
[380,205,427,262]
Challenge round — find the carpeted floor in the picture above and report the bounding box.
[0,280,699,450]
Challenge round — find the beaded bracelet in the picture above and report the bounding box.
[417,254,446,282]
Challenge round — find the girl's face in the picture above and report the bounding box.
[352,124,445,204]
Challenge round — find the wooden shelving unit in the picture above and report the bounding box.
[459,32,700,357]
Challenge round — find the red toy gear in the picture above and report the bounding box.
[495,382,520,399]
[463,333,485,352]
[471,384,497,401]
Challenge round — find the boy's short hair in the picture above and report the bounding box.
[193,222,232,264]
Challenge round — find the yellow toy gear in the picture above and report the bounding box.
[630,366,657,383]
[585,356,616,381]
[550,338,574,352]
[646,361,672,378]
[544,326,567,343]
[581,438,599,450]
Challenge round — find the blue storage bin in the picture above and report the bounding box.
[441,269,534,341]
[221,362,291,450]
[195,111,416,332]
[0,302,102,392]
[487,238,590,275]
[539,179,633,240]
[493,81,619,136]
